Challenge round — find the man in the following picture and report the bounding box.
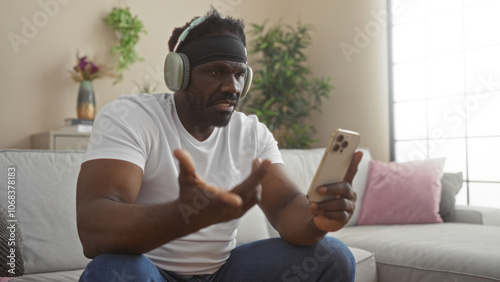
[77,8,362,282]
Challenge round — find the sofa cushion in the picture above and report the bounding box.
[279,148,372,227]
[333,223,500,282]
[280,148,325,193]
[454,205,500,226]
[348,247,376,282]
[0,150,90,275]
[358,158,445,225]
[439,172,464,222]
[11,269,83,282]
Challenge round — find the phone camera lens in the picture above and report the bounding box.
[333,144,340,152]
[337,135,344,142]
[342,141,349,148]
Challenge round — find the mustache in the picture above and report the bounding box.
[208,92,239,106]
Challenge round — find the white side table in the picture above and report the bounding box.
[31,129,91,151]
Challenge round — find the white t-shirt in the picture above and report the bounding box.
[83,93,283,275]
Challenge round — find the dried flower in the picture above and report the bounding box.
[69,53,116,82]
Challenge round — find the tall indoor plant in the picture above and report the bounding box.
[241,21,333,148]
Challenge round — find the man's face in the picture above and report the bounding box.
[182,60,247,127]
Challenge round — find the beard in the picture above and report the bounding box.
[184,89,239,128]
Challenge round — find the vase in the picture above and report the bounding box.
[77,80,96,120]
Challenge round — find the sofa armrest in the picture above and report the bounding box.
[452,205,500,226]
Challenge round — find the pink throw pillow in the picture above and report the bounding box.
[357,158,445,225]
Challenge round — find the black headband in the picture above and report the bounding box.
[179,34,247,68]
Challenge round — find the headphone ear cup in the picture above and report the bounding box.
[241,65,253,99]
[164,52,190,92]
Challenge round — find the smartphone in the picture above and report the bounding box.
[307,129,360,202]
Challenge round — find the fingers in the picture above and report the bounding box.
[311,151,362,203]
[316,182,357,201]
[311,181,357,227]
[250,158,272,185]
[216,190,243,208]
[311,195,355,216]
[175,149,269,209]
[232,159,271,207]
[174,149,223,204]
[310,195,355,225]
[344,151,363,184]
[236,159,271,191]
[174,149,196,181]
[173,150,272,227]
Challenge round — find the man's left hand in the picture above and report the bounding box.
[310,151,363,232]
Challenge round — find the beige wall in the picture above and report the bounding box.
[283,0,391,161]
[0,0,389,161]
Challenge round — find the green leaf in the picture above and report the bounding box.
[242,19,333,149]
[104,6,146,73]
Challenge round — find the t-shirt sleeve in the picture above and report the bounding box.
[255,120,284,165]
[83,98,158,171]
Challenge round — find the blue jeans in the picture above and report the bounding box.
[79,236,355,282]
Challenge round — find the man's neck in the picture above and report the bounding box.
[174,93,214,141]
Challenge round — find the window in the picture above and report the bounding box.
[389,0,500,208]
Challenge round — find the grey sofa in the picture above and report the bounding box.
[1,149,499,282]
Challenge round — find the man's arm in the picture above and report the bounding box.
[259,151,363,246]
[76,158,192,258]
[76,150,270,258]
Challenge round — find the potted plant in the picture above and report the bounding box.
[241,20,333,149]
[104,6,147,75]
[68,52,116,120]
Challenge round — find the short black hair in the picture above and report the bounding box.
[168,8,246,52]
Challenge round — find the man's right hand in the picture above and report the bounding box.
[174,149,270,228]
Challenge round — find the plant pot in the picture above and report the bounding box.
[77,80,96,120]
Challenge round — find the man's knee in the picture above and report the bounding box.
[316,236,356,277]
[80,253,160,282]
[318,237,354,259]
[279,237,355,282]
